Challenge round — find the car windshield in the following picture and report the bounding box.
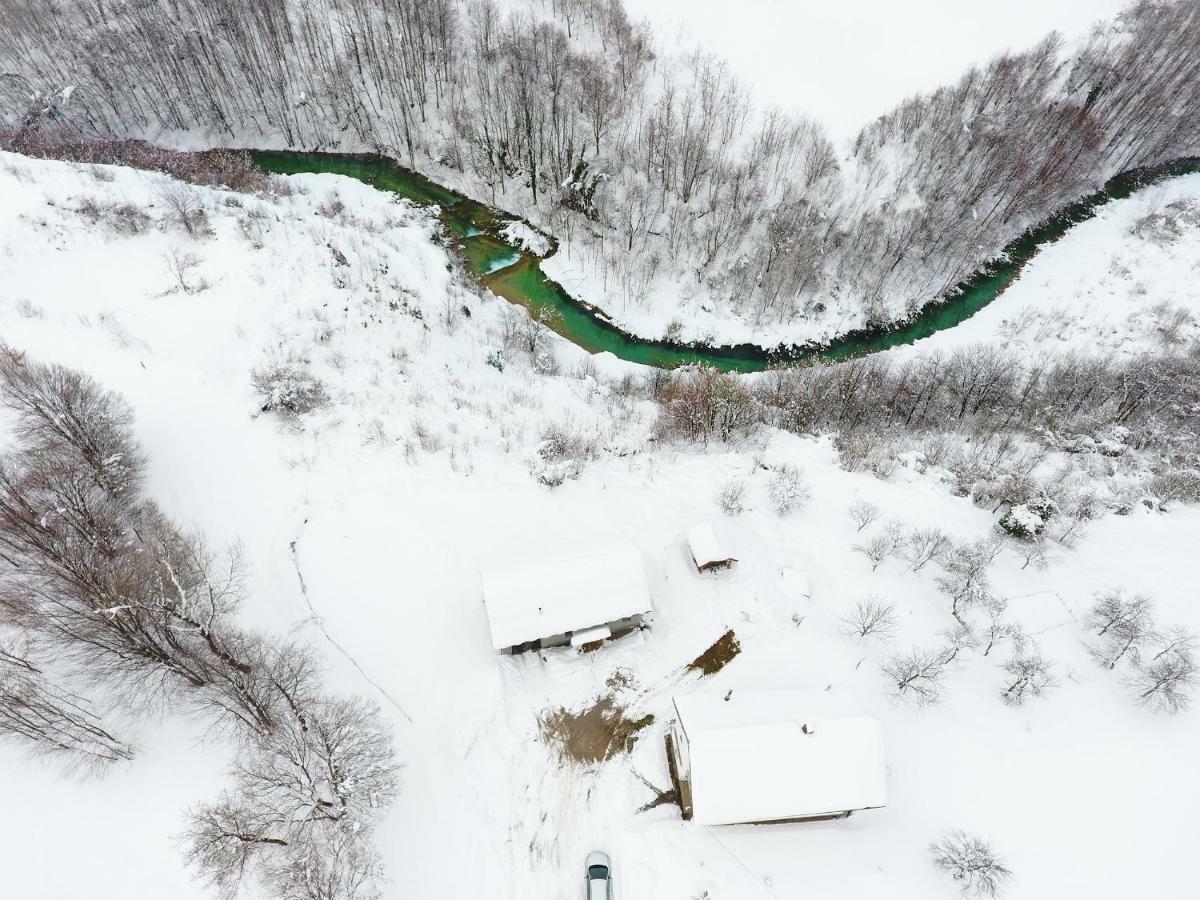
[587,864,609,880]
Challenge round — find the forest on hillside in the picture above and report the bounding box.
[2,0,1198,334]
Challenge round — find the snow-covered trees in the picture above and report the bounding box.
[930,831,1013,898]
[0,345,399,899]
[6,0,1198,335]
[1000,651,1057,706]
[1084,590,1197,714]
[0,636,133,767]
[1085,591,1156,669]
[657,366,757,444]
[186,652,398,899]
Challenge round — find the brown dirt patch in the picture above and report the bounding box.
[539,693,654,765]
[687,629,741,676]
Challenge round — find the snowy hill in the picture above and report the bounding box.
[2,151,1199,900]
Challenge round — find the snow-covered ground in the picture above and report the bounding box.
[899,173,1200,360]
[623,0,1131,143]
[2,152,1198,900]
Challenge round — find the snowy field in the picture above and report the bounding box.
[623,0,1132,142]
[2,152,1199,900]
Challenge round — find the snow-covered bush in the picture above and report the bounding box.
[531,420,596,488]
[767,464,810,515]
[930,831,1012,898]
[252,357,330,419]
[998,497,1057,539]
[1149,469,1200,508]
[715,479,748,516]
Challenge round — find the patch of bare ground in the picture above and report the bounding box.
[687,629,741,676]
[539,693,654,765]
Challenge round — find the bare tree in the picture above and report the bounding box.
[904,526,949,572]
[157,183,210,238]
[847,500,880,532]
[854,524,903,572]
[1084,591,1155,669]
[979,596,1022,658]
[1001,650,1057,705]
[937,539,1001,627]
[930,831,1013,898]
[165,246,206,294]
[1132,630,1196,714]
[1,636,133,767]
[882,647,950,704]
[841,597,898,642]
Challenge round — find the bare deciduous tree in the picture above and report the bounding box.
[1085,591,1155,669]
[1132,631,1196,714]
[904,526,949,572]
[882,647,950,704]
[937,538,1001,627]
[930,831,1013,898]
[847,500,880,532]
[157,183,210,238]
[841,597,898,642]
[1001,650,1057,705]
[0,636,133,767]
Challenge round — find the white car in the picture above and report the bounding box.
[585,850,614,900]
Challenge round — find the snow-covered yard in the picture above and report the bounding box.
[2,152,1198,900]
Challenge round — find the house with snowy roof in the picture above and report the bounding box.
[686,522,737,572]
[479,538,653,654]
[667,689,886,825]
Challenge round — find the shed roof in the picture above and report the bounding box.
[479,538,652,651]
[686,522,737,568]
[674,689,886,825]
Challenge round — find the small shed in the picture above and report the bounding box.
[668,689,886,825]
[479,538,652,654]
[686,522,737,572]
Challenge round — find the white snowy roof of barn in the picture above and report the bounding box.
[674,689,886,825]
[686,522,737,567]
[479,538,652,651]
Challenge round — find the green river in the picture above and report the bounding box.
[251,151,1200,372]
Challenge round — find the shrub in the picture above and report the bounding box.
[715,479,748,515]
[997,497,1057,539]
[767,464,810,515]
[252,358,329,419]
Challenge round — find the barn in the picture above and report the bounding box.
[479,538,653,654]
[667,689,886,825]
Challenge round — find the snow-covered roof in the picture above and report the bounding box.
[479,538,652,650]
[674,690,886,825]
[686,522,737,568]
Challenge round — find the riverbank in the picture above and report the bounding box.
[251,151,1200,372]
